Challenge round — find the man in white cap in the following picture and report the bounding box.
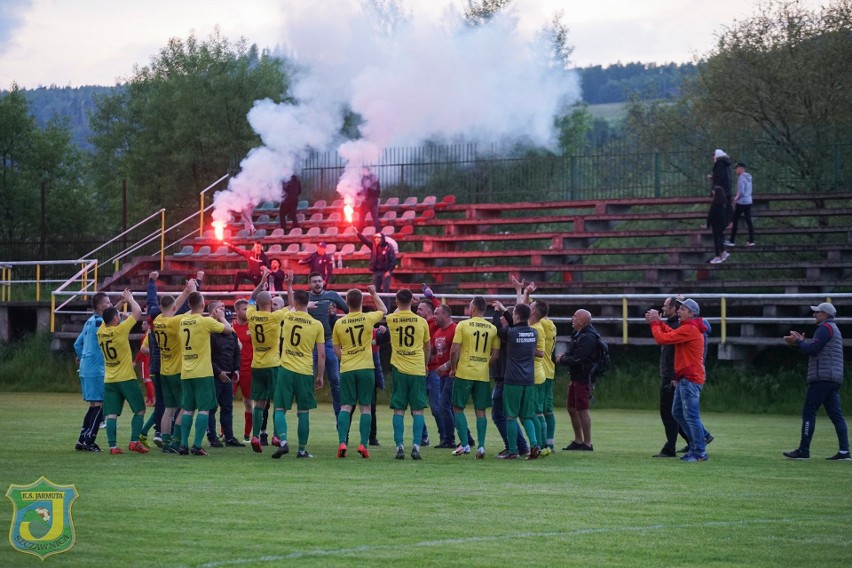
[783,303,849,461]
[645,298,711,462]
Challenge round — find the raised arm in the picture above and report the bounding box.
[367,284,388,315]
[122,289,142,322]
[174,277,197,315]
[146,271,161,318]
[250,267,270,302]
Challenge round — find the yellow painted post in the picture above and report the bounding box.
[721,297,727,345]
[160,210,166,271]
[36,264,41,302]
[622,297,628,344]
[50,293,56,333]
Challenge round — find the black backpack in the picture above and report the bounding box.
[589,332,611,381]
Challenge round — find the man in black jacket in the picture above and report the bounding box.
[654,297,690,457]
[358,231,396,293]
[279,174,301,232]
[207,300,245,447]
[557,309,597,451]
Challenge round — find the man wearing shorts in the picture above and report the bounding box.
[178,291,233,455]
[499,304,542,460]
[387,289,431,460]
[332,285,388,458]
[247,270,287,453]
[449,296,500,459]
[232,298,254,443]
[73,291,112,452]
[151,278,196,453]
[557,309,598,451]
[97,289,147,455]
[272,279,325,459]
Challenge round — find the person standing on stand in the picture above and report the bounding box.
[279,174,301,232]
[725,162,755,247]
[357,166,381,232]
[298,242,334,286]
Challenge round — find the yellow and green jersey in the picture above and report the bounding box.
[386,310,430,376]
[452,317,499,382]
[153,313,183,376]
[247,304,287,369]
[180,313,225,379]
[280,311,325,376]
[531,321,547,384]
[333,310,384,373]
[541,317,557,380]
[97,315,137,383]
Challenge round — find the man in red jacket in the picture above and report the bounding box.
[645,298,710,462]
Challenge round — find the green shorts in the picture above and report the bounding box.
[161,373,182,408]
[451,377,492,410]
[104,379,145,416]
[340,369,375,407]
[251,367,277,401]
[502,383,537,420]
[535,382,547,414]
[180,377,216,412]
[389,367,428,411]
[275,367,317,411]
[543,379,555,413]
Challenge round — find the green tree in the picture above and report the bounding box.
[89,28,289,223]
[626,0,852,192]
[0,85,94,255]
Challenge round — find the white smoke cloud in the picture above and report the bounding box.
[212,0,580,224]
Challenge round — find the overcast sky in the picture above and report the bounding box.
[0,0,827,89]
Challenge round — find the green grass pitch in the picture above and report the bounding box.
[1,393,850,567]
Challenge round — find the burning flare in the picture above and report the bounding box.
[343,196,354,225]
[213,221,225,241]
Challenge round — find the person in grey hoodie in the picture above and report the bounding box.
[726,161,755,246]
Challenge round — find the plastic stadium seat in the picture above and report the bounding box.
[285,243,300,254]
[193,246,211,256]
[339,243,356,255]
[211,245,229,256]
[440,195,456,205]
[422,195,437,206]
[297,213,306,223]
[256,214,270,224]
[309,213,323,222]
[342,226,357,236]
[236,229,249,238]
[202,229,215,239]
[327,212,341,222]
[331,199,343,208]
[325,243,337,254]
[175,245,194,256]
[381,226,395,235]
[257,201,276,211]
[400,210,416,221]
[288,228,303,237]
[398,225,414,237]
[324,227,339,237]
[267,244,282,254]
[253,229,267,238]
[384,197,400,207]
[357,244,371,255]
[362,226,376,237]
[297,200,309,210]
[313,200,327,208]
[403,197,417,207]
[303,244,317,254]
[382,211,397,221]
[306,227,321,236]
[271,228,285,238]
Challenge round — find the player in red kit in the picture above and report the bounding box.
[232,298,254,443]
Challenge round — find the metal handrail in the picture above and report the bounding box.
[77,208,166,261]
[198,174,230,236]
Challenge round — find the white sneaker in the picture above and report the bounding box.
[452,444,471,456]
[745,241,755,247]
[720,251,730,262]
[723,240,735,246]
[710,257,722,264]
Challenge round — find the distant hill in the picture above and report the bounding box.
[7,62,696,152]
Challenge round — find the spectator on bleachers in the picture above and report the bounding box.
[356,166,381,231]
[226,241,270,290]
[358,230,397,293]
[708,149,733,202]
[267,258,286,292]
[279,174,301,231]
[706,186,731,264]
[725,162,755,247]
[298,241,334,285]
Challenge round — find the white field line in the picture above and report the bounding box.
[187,514,852,568]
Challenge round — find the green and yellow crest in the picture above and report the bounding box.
[6,476,78,560]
